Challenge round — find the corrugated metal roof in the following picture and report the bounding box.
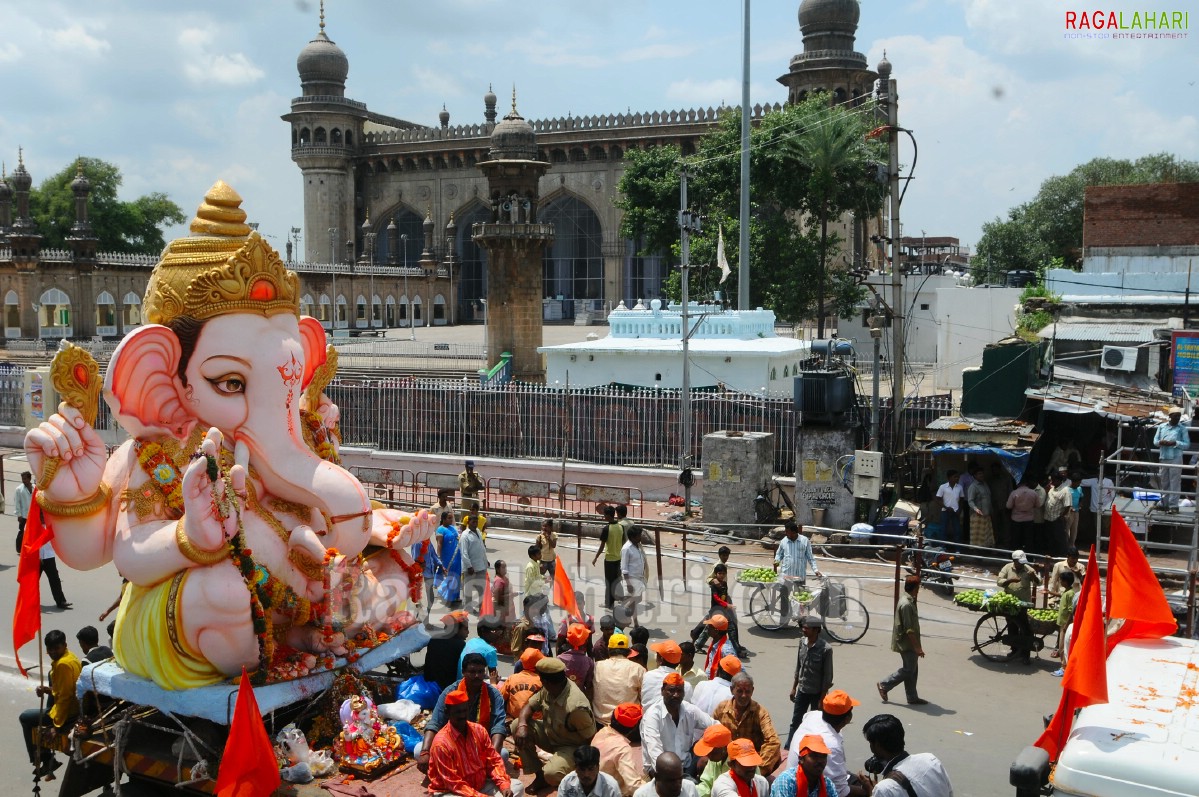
[1038,320,1165,343]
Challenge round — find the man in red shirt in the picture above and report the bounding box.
[427,688,513,797]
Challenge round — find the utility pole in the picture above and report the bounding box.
[884,69,905,491]
[679,167,702,516]
[737,0,751,311]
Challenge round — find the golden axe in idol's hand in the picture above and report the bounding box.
[25,182,435,689]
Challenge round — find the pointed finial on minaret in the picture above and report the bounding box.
[426,204,432,220]
[18,147,24,166]
[319,0,326,33]
[75,158,84,177]
[512,85,518,114]
[2,162,6,179]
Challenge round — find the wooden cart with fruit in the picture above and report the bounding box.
[954,589,1057,663]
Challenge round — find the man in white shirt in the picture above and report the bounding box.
[559,744,622,797]
[859,714,953,797]
[935,471,964,545]
[642,640,692,710]
[619,527,647,629]
[459,516,489,613]
[692,655,739,716]
[787,690,862,797]
[773,521,821,623]
[642,673,717,778]
[15,470,33,553]
[633,753,699,797]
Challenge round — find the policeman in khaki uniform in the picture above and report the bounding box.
[512,656,599,791]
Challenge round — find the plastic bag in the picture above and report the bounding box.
[377,699,422,724]
[395,675,441,710]
[390,721,423,756]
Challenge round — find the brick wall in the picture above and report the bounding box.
[1083,183,1199,248]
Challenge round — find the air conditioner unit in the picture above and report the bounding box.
[1101,345,1137,372]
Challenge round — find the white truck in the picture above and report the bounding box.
[1010,634,1199,796]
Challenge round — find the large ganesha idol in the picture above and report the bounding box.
[25,182,436,689]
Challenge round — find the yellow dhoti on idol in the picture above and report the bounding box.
[113,571,225,690]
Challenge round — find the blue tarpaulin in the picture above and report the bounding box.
[924,444,1031,483]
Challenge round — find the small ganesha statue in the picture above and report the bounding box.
[336,694,404,774]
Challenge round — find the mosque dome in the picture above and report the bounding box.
[488,99,538,161]
[798,0,861,32]
[297,29,349,94]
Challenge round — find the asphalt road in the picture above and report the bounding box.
[0,504,1060,797]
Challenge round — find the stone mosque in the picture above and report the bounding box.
[0,0,881,346]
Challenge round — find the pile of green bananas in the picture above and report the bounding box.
[740,567,777,583]
[1028,608,1058,623]
[953,589,986,608]
[953,589,1024,615]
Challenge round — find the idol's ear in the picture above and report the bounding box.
[103,324,196,440]
[297,316,328,389]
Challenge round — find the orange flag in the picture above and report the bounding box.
[216,670,281,797]
[1035,545,1107,761]
[12,494,54,676]
[553,556,582,621]
[480,570,494,617]
[1105,508,1177,649]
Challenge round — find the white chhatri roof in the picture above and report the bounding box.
[538,336,811,356]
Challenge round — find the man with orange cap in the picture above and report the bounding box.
[427,687,515,797]
[593,633,644,724]
[643,672,719,778]
[710,739,769,797]
[711,673,781,775]
[642,640,693,709]
[419,652,507,775]
[700,615,738,676]
[501,648,545,719]
[786,690,862,797]
[693,655,741,716]
[772,735,836,797]
[693,724,733,797]
[561,622,597,701]
[593,703,648,796]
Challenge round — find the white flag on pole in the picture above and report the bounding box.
[717,224,731,285]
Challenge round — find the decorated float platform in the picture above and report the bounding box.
[76,623,431,725]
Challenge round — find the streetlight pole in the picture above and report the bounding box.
[328,227,338,330]
[401,234,414,340]
[678,167,702,517]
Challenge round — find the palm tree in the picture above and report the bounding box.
[791,106,868,338]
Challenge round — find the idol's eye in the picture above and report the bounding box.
[206,373,246,395]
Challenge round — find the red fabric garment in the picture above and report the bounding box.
[1105,508,1177,649]
[216,670,281,797]
[792,766,829,797]
[13,494,54,676]
[706,634,731,678]
[480,571,494,616]
[553,556,583,621]
[426,719,510,797]
[457,677,492,726]
[1035,546,1107,762]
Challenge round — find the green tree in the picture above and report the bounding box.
[29,157,185,255]
[616,96,885,324]
[975,153,1199,283]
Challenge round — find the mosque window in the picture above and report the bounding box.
[346,130,353,146]
[570,147,586,162]
[314,127,327,144]
[610,146,623,160]
[331,128,343,144]
[4,290,19,332]
[590,146,607,161]
[299,128,311,144]
[95,291,116,331]
[541,194,603,301]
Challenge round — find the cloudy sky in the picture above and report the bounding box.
[1,0,1195,257]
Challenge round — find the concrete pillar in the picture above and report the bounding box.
[702,430,776,531]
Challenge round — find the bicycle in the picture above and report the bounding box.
[970,603,1054,663]
[743,575,870,643]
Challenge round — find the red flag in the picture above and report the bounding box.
[1106,508,1177,649]
[1035,545,1107,761]
[216,669,280,797]
[553,556,582,622]
[480,570,494,616]
[13,492,55,676]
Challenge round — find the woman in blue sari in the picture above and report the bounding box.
[412,511,448,615]
[433,510,463,607]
